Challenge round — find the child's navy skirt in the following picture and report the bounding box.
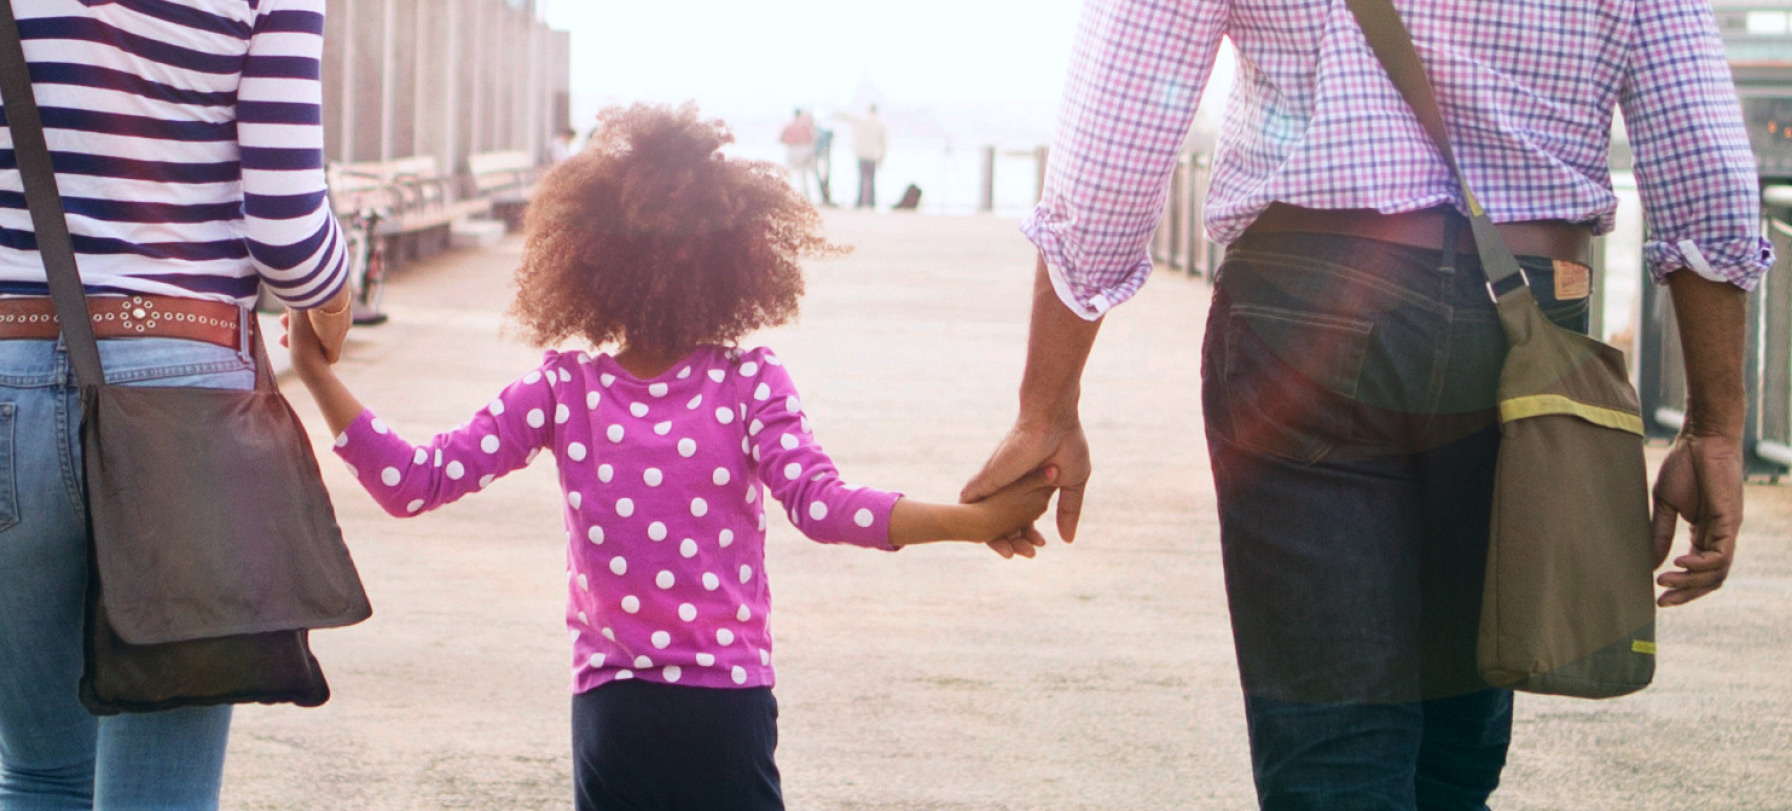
[573,680,783,810]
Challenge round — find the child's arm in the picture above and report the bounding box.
[888,467,1057,547]
[284,311,556,516]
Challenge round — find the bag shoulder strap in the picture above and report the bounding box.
[1342,0,1526,290]
[0,2,106,388]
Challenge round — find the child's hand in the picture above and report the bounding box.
[960,465,1057,545]
[281,308,331,382]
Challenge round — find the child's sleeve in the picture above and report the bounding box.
[742,350,902,551]
[332,356,562,517]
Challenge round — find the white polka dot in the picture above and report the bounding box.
[406,499,425,513]
[526,408,545,428]
[678,366,692,379]
[479,474,495,488]
[606,424,625,443]
[754,382,771,401]
[629,402,649,418]
[801,417,811,433]
[680,538,698,558]
[696,652,715,666]
[655,570,675,589]
[757,513,766,531]
[654,421,672,436]
[678,438,697,457]
[380,467,402,487]
[568,492,583,509]
[644,468,663,487]
[702,572,720,590]
[616,498,635,517]
[647,521,668,541]
[598,464,614,483]
[743,437,751,454]
[609,556,627,575]
[717,628,736,645]
[739,564,754,584]
[615,669,634,680]
[731,666,748,684]
[435,463,460,484]
[602,627,615,640]
[737,605,752,622]
[524,371,543,385]
[687,394,703,410]
[577,573,589,591]
[783,462,803,481]
[651,631,670,649]
[691,498,709,517]
[713,468,731,486]
[708,369,726,383]
[587,653,604,668]
[780,433,799,450]
[662,665,682,683]
[621,595,640,613]
[633,655,653,669]
[489,399,506,415]
[719,529,735,548]
[588,526,605,544]
[334,432,349,448]
[412,448,428,466]
[741,361,759,377]
[579,611,589,625]
[555,404,571,424]
[648,382,668,397]
[344,463,357,478]
[809,502,828,521]
[766,354,782,366]
[371,418,389,434]
[760,649,770,666]
[600,373,616,387]
[679,603,697,622]
[854,509,874,528]
[586,391,601,409]
[745,486,759,504]
[567,442,588,462]
[527,448,541,464]
[481,435,500,454]
[559,369,571,383]
[715,407,734,425]
[434,449,444,466]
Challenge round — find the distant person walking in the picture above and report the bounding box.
[0,0,351,807]
[836,106,888,209]
[779,109,818,202]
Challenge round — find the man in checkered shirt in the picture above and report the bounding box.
[963,0,1772,807]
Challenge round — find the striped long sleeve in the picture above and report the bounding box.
[0,0,347,307]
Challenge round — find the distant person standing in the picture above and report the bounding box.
[550,128,579,163]
[842,105,888,209]
[779,109,818,202]
[813,127,837,207]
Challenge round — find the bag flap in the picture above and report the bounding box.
[1496,293,1643,433]
[84,384,372,645]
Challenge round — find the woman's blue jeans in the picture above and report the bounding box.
[1202,231,1592,810]
[0,334,255,810]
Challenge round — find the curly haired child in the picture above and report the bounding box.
[284,103,1056,811]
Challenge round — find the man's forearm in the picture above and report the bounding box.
[1667,269,1749,438]
[1018,256,1103,425]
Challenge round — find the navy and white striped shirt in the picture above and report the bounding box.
[0,0,347,308]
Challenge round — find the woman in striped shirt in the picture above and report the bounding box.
[0,1,349,807]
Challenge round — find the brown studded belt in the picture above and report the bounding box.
[0,295,243,350]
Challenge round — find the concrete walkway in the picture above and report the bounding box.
[225,211,1792,809]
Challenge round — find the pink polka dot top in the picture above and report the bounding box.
[333,345,902,692]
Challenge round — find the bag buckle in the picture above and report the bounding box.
[1485,269,1530,304]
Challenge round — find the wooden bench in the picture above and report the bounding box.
[328,156,491,263]
[466,150,543,232]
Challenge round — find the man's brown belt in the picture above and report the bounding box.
[0,295,242,350]
[1248,203,1595,266]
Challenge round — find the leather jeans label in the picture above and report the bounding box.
[1553,260,1591,300]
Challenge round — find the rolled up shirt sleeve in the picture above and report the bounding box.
[1021,0,1229,319]
[1619,0,1774,290]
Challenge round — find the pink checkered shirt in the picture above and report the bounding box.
[1023,0,1775,318]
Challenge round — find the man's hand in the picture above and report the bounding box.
[305,286,353,364]
[964,418,1091,549]
[1652,431,1744,607]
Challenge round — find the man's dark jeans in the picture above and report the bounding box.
[1201,230,1591,810]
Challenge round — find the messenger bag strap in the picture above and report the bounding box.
[0,2,107,389]
[1342,0,1527,294]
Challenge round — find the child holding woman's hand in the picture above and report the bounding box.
[284,103,1055,811]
